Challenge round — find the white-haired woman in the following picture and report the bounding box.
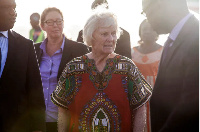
[51,7,152,132]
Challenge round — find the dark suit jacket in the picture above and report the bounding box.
[150,15,199,132]
[77,27,132,59]
[0,30,45,132]
[34,36,89,80]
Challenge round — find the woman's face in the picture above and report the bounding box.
[140,21,158,44]
[42,11,63,39]
[92,25,117,55]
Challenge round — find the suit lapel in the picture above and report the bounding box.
[35,43,43,65]
[161,35,182,67]
[57,38,73,78]
[37,49,43,65]
[161,16,194,67]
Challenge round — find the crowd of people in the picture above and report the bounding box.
[0,0,198,132]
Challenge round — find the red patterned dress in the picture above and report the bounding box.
[51,55,152,132]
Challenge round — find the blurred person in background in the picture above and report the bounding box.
[142,0,199,131]
[77,0,132,59]
[29,13,44,43]
[51,7,152,132]
[0,0,45,132]
[34,7,88,132]
[131,19,163,132]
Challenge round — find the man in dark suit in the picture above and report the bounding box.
[77,0,132,59]
[142,0,199,131]
[0,0,45,132]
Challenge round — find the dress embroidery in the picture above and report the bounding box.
[51,55,152,132]
[79,92,121,132]
[83,55,121,91]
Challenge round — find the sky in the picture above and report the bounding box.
[13,0,199,47]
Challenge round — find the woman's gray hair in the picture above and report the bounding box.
[83,5,122,47]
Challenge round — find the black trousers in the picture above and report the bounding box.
[46,122,57,132]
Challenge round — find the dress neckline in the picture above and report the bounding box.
[84,54,119,73]
[133,47,163,56]
[82,54,121,90]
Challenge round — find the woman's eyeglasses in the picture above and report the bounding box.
[44,19,63,26]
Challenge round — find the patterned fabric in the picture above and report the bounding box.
[51,55,152,132]
[131,47,163,87]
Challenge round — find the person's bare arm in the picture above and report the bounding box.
[132,104,146,132]
[58,107,71,132]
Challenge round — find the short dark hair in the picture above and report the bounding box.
[138,19,158,44]
[30,13,40,22]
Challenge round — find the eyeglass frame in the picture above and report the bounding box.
[43,19,64,26]
[141,0,159,17]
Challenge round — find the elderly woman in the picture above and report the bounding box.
[51,8,152,132]
[34,7,88,132]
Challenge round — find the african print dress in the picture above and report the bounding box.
[51,55,152,132]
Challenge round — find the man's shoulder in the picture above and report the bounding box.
[180,15,199,44]
[10,30,32,44]
[119,27,130,35]
[65,37,87,48]
[34,42,42,48]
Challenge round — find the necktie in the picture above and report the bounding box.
[161,37,173,64]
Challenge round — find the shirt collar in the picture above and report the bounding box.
[169,13,192,41]
[0,31,8,38]
[40,38,47,52]
[60,36,65,51]
[40,35,65,52]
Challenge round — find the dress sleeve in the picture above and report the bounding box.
[127,61,152,110]
[51,59,84,109]
[51,63,70,109]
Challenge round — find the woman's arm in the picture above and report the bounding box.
[132,104,146,132]
[58,107,71,132]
